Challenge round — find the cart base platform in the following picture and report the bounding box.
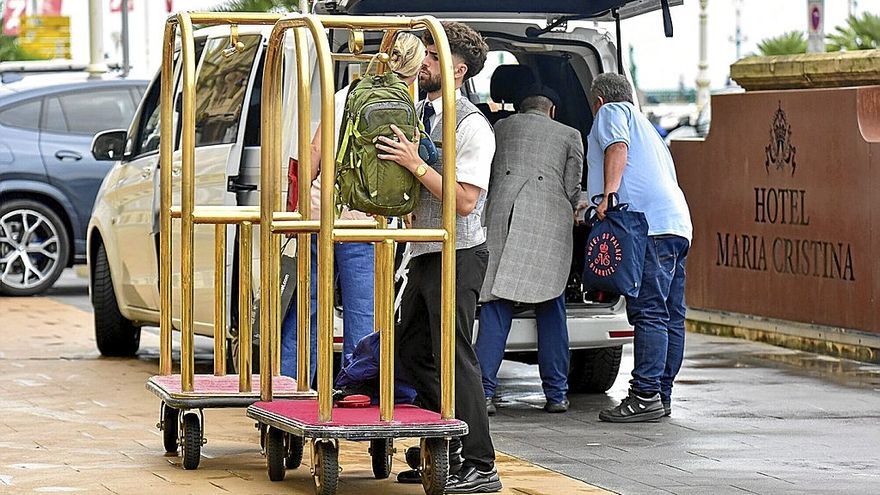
[147,374,315,409]
[246,400,468,441]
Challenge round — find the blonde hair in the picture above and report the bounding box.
[387,32,425,78]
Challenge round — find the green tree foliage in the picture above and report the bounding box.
[826,12,880,51]
[216,0,301,12]
[756,31,807,56]
[0,36,38,62]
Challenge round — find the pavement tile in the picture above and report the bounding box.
[0,296,610,494]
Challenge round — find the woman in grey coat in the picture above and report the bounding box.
[475,86,583,414]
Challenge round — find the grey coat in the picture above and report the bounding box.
[479,110,584,304]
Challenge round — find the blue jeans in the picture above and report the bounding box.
[626,235,689,402]
[280,237,375,383]
[475,294,570,403]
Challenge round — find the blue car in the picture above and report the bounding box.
[0,74,148,296]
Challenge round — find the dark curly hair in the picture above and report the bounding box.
[422,22,488,81]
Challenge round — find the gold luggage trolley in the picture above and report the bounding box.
[246,14,467,495]
[145,12,321,470]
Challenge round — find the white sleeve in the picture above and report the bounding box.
[331,85,350,149]
[454,113,495,191]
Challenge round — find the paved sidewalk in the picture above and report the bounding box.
[0,295,608,494]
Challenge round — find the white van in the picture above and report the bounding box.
[87,0,679,393]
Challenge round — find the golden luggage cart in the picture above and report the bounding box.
[246,14,467,495]
[145,11,328,470]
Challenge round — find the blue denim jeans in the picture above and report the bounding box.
[280,237,375,383]
[475,294,570,403]
[626,235,689,402]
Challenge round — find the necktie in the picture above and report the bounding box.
[422,102,435,136]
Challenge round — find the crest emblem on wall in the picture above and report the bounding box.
[765,102,797,176]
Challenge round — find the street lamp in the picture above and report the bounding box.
[696,0,710,112]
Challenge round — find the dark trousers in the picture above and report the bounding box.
[626,235,690,401]
[396,244,495,470]
[475,294,569,403]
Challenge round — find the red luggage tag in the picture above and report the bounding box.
[287,157,299,212]
[335,394,371,408]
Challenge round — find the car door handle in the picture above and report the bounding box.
[171,167,181,177]
[141,166,154,178]
[55,150,83,161]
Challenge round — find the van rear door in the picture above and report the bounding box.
[328,0,681,19]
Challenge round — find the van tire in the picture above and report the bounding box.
[93,244,141,356]
[568,346,622,393]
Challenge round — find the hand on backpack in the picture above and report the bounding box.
[375,124,423,173]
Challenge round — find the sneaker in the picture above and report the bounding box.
[485,397,496,416]
[446,463,502,493]
[543,398,569,413]
[599,389,665,423]
[662,400,671,417]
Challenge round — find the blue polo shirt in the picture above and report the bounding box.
[587,102,692,242]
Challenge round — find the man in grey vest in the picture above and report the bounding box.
[476,85,583,415]
[376,21,501,494]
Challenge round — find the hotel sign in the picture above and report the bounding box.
[671,87,877,333]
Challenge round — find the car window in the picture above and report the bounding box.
[51,89,137,135]
[193,34,261,147]
[135,86,162,157]
[43,97,66,133]
[0,99,41,130]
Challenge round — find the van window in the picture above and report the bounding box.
[470,50,518,106]
[193,35,261,147]
[0,99,41,130]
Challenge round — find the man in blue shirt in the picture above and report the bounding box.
[584,73,692,422]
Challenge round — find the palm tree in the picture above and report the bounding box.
[826,12,880,51]
[216,0,301,12]
[756,31,807,56]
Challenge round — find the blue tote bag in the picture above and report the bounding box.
[582,193,649,298]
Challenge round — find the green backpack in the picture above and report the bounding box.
[335,71,422,217]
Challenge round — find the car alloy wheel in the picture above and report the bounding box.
[0,208,64,293]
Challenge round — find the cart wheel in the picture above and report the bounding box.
[286,434,304,469]
[312,440,339,495]
[369,439,393,479]
[266,427,286,481]
[420,438,448,495]
[161,403,178,454]
[181,413,202,470]
[405,445,421,470]
[259,423,267,452]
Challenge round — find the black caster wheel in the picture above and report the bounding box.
[161,402,178,454]
[259,423,267,452]
[286,434,304,469]
[420,437,448,495]
[266,426,286,481]
[181,412,202,470]
[369,438,393,479]
[312,440,339,495]
[405,445,420,470]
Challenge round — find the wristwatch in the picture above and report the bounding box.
[415,164,428,178]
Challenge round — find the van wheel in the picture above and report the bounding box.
[568,346,623,393]
[93,244,140,356]
[0,200,70,296]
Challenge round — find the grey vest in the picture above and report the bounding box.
[409,97,490,257]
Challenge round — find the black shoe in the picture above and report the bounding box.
[662,400,671,417]
[446,464,502,493]
[485,397,496,416]
[544,398,569,413]
[397,468,422,484]
[599,389,665,423]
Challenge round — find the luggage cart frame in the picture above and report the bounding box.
[246,14,468,495]
[147,12,320,470]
